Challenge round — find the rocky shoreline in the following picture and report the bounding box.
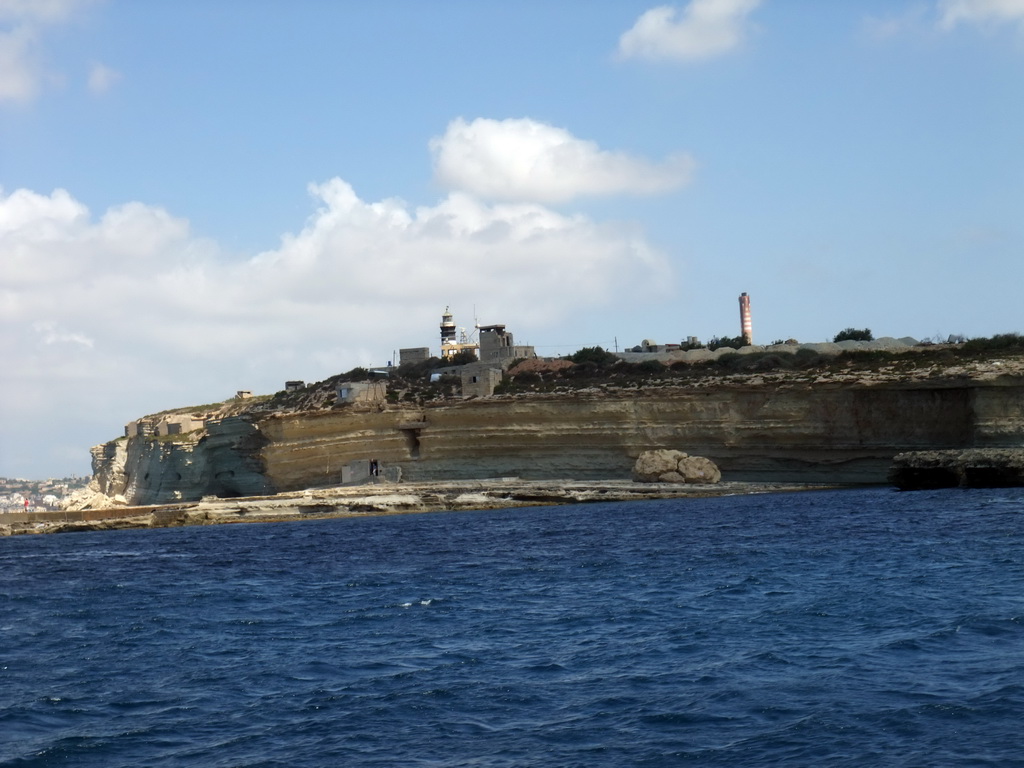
[1,479,843,536]
[888,449,1024,490]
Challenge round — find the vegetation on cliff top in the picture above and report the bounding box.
[833,328,874,342]
[142,333,1024,418]
[255,332,1024,408]
[494,334,1024,397]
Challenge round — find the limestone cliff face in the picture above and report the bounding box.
[81,417,274,507]
[83,376,1024,507]
[258,382,992,490]
[970,383,1024,446]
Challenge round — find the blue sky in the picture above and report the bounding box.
[2,0,1023,478]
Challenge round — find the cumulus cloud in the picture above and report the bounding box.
[0,187,189,291]
[0,25,37,101]
[863,6,931,39]
[617,0,763,62]
[87,61,120,93]
[431,117,693,203]
[0,181,672,474]
[938,0,1024,29]
[0,0,93,104]
[33,320,94,348]
[0,0,88,24]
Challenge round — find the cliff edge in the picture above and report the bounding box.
[74,345,1024,508]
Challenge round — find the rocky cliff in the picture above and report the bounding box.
[889,448,1024,490]
[78,366,1024,507]
[68,417,274,509]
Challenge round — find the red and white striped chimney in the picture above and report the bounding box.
[739,292,752,346]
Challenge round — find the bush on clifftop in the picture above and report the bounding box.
[962,333,1024,353]
[395,357,444,380]
[707,336,746,351]
[833,328,874,342]
[448,349,478,365]
[568,346,619,368]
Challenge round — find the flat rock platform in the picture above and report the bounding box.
[2,479,843,536]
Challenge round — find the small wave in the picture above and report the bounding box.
[398,598,441,609]
[3,487,1023,767]
[640,710,737,727]
[523,662,568,673]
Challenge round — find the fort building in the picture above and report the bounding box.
[399,347,431,366]
[478,325,535,366]
[460,363,505,398]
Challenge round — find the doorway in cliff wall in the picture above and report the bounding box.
[400,428,421,459]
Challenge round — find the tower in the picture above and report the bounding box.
[438,306,480,360]
[739,292,753,346]
[440,306,456,348]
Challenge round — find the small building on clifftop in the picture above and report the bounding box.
[479,325,534,366]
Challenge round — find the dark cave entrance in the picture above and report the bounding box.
[400,428,421,460]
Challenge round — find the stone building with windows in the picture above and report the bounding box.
[478,325,534,366]
[460,364,504,398]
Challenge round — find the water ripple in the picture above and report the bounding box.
[2,487,1024,766]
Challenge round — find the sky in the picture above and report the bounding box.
[2,0,1023,479]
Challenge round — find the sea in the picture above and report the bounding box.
[1,487,1023,767]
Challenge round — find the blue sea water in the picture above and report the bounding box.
[2,487,1023,767]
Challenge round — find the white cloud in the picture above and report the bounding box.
[617,0,763,62]
[938,0,1024,28]
[863,6,930,39]
[87,61,120,93]
[0,0,89,24]
[431,117,693,203]
[0,25,37,101]
[0,187,188,289]
[0,0,94,104]
[0,180,672,474]
[33,320,94,348]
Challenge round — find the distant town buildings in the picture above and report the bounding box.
[0,475,89,511]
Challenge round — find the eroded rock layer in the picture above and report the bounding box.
[83,376,1024,507]
[889,449,1024,490]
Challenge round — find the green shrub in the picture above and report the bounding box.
[513,371,542,385]
[839,349,895,367]
[568,346,619,367]
[340,366,370,382]
[962,333,1024,353]
[793,348,825,368]
[833,328,873,342]
[748,354,792,372]
[563,361,601,378]
[632,359,667,375]
[714,352,742,370]
[708,335,745,351]
[448,349,478,365]
[396,357,444,380]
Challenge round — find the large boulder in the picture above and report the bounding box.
[632,449,685,481]
[677,455,722,484]
[632,450,721,484]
